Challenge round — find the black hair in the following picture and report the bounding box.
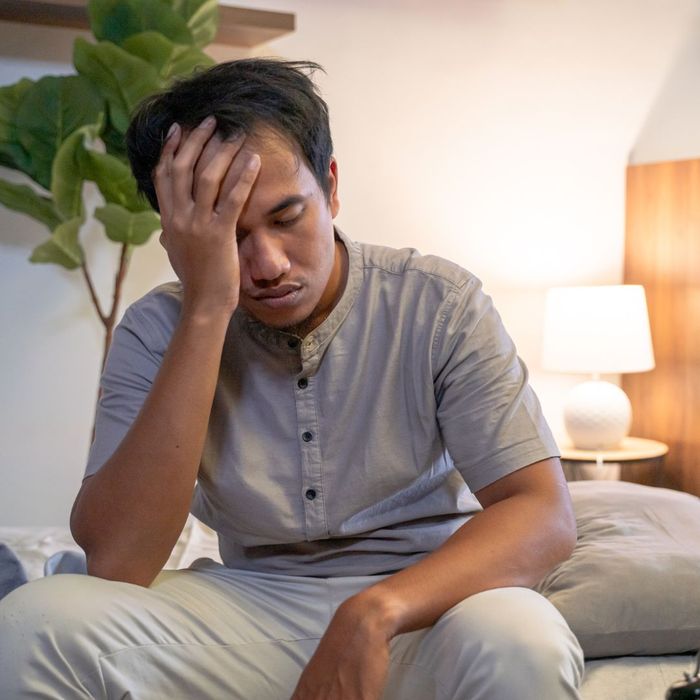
[125,59,333,212]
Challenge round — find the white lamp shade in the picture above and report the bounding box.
[542,285,655,374]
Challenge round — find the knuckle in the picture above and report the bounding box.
[153,161,168,180]
[226,190,247,210]
[171,158,190,177]
[198,171,219,189]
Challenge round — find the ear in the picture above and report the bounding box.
[327,157,340,218]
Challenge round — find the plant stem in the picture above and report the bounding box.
[80,243,131,374]
[81,263,107,326]
[103,243,131,371]
[83,243,131,443]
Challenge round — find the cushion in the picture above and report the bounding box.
[0,543,28,600]
[536,480,700,658]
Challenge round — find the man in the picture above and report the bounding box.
[0,59,583,699]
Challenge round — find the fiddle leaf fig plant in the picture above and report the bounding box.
[0,0,217,370]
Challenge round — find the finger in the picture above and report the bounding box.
[193,134,248,211]
[193,130,245,193]
[170,115,218,205]
[152,122,181,215]
[216,145,261,211]
[217,153,261,226]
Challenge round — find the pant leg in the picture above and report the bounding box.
[0,559,337,699]
[0,568,583,700]
[383,587,584,700]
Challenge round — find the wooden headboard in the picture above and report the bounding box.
[623,158,700,496]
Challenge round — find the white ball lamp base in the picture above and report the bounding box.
[564,379,632,450]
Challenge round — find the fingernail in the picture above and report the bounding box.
[166,123,178,139]
[199,115,216,128]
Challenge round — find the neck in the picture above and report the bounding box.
[291,237,348,338]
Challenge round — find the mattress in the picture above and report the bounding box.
[581,655,692,699]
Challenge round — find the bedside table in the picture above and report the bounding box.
[559,436,668,484]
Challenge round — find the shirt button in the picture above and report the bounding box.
[305,488,317,500]
[302,431,313,442]
[287,338,299,349]
[297,377,308,389]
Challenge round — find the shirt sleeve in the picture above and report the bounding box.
[432,276,560,493]
[84,288,180,479]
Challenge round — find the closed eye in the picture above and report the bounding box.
[275,211,303,228]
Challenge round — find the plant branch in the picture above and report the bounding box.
[81,262,107,326]
[102,242,131,371]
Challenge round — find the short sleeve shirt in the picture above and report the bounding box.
[85,229,559,577]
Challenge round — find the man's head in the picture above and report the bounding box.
[126,59,343,334]
[127,59,335,210]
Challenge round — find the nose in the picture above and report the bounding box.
[241,231,291,285]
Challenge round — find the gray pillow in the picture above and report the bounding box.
[536,480,700,659]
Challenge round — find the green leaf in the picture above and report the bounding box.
[80,148,151,212]
[100,121,128,160]
[0,178,63,230]
[74,38,163,134]
[88,0,193,47]
[15,75,104,189]
[52,122,150,220]
[122,31,214,80]
[30,216,84,269]
[95,203,160,245]
[0,78,35,176]
[51,126,95,220]
[171,0,219,47]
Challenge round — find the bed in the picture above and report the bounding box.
[1,480,698,699]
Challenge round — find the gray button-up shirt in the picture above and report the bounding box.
[86,229,559,577]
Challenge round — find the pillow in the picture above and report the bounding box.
[0,543,28,601]
[536,480,700,659]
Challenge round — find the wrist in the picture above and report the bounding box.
[340,585,407,642]
[180,298,238,327]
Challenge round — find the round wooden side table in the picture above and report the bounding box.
[559,436,669,485]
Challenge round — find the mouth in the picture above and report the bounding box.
[248,285,302,309]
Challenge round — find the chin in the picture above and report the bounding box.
[245,304,312,332]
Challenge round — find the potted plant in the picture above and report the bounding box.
[0,0,218,371]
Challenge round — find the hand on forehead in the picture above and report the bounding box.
[178,120,298,174]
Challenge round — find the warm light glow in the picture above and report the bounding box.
[542,285,655,374]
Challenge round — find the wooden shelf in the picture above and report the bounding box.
[0,0,294,48]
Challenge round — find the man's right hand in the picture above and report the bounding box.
[153,116,261,317]
[71,118,261,586]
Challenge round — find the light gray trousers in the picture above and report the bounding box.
[0,558,583,699]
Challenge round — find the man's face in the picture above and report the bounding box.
[235,131,342,333]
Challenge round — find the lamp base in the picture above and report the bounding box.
[563,461,621,481]
[564,379,632,450]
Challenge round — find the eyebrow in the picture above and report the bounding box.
[266,195,306,217]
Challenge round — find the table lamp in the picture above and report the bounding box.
[542,285,655,450]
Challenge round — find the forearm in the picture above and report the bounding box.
[344,459,576,640]
[70,307,231,586]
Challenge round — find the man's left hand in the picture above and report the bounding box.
[290,593,395,700]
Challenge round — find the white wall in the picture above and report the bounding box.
[630,13,700,164]
[1,0,699,525]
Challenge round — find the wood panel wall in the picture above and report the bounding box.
[623,158,700,496]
